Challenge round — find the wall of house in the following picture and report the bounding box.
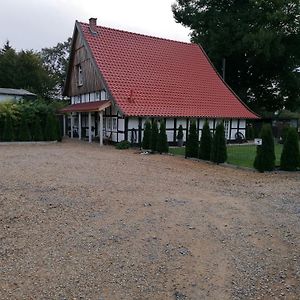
[66,30,106,97]
[119,118,246,144]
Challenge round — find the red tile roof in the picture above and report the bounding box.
[79,22,259,119]
[59,100,111,113]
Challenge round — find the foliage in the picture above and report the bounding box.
[253,124,275,172]
[18,118,31,141]
[157,121,169,153]
[172,1,300,113]
[0,99,64,142]
[44,114,58,141]
[116,140,131,149]
[142,120,151,149]
[2,117,14,141]
[185,120,199,158]
[210,123,227,163]
[280,128,300,171]
[199,120,211,160]
[41,38,72,98]
[177,125,184,140]
[150,120,159,152]
[0,41,56,99]
[32,117,44,141]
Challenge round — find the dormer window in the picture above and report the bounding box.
[77,64,83,86]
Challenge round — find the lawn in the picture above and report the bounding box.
[169,144,284,168]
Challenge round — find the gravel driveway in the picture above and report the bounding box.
[1,140,299,299]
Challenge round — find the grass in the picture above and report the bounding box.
[169,144,284,168]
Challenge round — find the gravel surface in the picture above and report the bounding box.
[0,139,299,299]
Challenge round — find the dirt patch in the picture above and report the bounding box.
[0,139,299,299]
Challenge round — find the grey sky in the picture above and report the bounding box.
[1,0,191,51]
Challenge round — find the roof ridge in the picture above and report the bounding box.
[78,21,193,46]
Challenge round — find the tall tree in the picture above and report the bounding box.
[41,38,72,98]
[0,42,57,99]
[172,0,300,113]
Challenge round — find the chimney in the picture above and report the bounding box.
[89,17,97,34]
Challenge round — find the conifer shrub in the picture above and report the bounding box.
[157,121,169,154]
[32,117,44,141]
[253,124,275,172]
[199,120,212,160]
[210,122,227,163]
[185,120,199,158]
[18,118,31,141]
[44,113,57,141]
[280,128,300,171]
[176,124,184,146]
[150,120,159,152]
[55,117,62,142]
[2,117,14,141]
[142,120,151,149]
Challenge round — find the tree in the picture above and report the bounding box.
[150,120,159,152]
[210,123,227,163]
[254,124,275,172]
[199,120,212,160]
[280,128,300,171]
[185,120,198,158]
[172,1,300,113]
[41,38,72,98]
[0,42,57,99]
[142,120,151,149]
[157,121,169,153]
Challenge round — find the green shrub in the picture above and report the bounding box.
[142,120,151,149]
[44,113,57,141]
[185,120,199,158]
[157,121,169,154]
[177,125,184,140]
[199,121,212,160]
[253,124,275,172]
[280,128,300,171]
[55,117,62,142]
[150,120,159,152]
[116,140,131,149]
[210,122,227,163]
[2,117,15,141]
[18,118,31,141]
[32,117,44,141]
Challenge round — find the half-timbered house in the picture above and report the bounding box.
[60,18,259,145]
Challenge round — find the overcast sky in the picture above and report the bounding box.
[1,0,191,51]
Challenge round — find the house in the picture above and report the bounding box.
[0,88,37,102]
[60,18,259,145]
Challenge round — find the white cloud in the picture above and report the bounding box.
[0,0,190,50]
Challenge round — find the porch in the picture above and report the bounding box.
[59,100,111,146]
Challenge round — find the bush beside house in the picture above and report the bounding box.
[157,121,169,154]
[280,128,300,171]
[142,120,151,149]
[254,124,275,172]
[210,123,227,163]
[185,121,199,158]
[150,120,159,152]
[199,120,211,160]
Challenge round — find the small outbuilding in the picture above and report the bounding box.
[61,18,259,145]
[0,88,37,102]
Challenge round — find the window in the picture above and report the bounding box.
[100,89,107,100]
[224,120,229,139]
[77,64,83,86]
[113,118,117,130]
